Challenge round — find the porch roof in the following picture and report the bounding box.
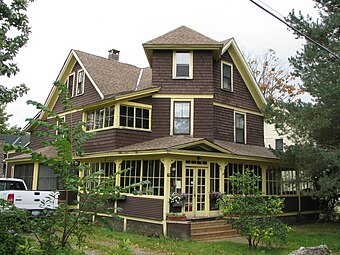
[113,136,277,160]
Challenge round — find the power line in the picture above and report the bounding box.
[249,0,340,59]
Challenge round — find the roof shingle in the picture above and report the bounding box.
[74,50,155,98]
[143,26,221,46]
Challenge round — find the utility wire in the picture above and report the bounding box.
[249,0,340,59]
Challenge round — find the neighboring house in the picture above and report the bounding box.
[0,134,30,177]
[264,123,293,152]
[6,26,318,239]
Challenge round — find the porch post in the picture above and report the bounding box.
[32,162,39,190]
[217,161,228,194]
[160,158,175,236]
[261,165,268,195]
[114,159,122,214]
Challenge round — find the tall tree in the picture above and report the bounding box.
[0,0,33,132]
[246,49,304,102]
[265,0,340,219]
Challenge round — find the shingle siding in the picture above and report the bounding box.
[194,98,214,139]
[152,50,214,94]
[246,113,264,146]
[213,105,234,142]
[151,98,171,138]
[214,52,260,112]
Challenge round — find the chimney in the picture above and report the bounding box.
[108,49,120,61]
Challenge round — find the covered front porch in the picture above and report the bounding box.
[6,136,319,239]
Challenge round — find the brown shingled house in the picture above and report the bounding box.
[7,26,318,240]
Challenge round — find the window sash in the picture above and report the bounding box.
[235,113,245,143]
[119,105,150,130]
[76,70,84,95]
[223,64,232,90]
[67,74,74,96]
[86,106,115,131]
[174,102,190,134]
[175,52,190,78]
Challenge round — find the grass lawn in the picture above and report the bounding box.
[85,222,340,255]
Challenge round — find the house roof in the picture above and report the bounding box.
[112,136,277,160]
[6,146,56,161]
[73,50,154,98]
[144,26,221,46]
[143,26,224,67]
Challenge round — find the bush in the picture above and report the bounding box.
[219,170,292,247]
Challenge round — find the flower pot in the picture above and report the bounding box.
[166,216,187,221]
[171,200,184,207]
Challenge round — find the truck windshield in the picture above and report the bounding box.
[0,180,26,190]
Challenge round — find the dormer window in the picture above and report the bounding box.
[221,62,233,91]
[173,51,193,79]
[76,70,85,96]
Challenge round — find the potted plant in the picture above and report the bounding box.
[209,191,222,200]
[166,212,187,221]
[169,192,187,207]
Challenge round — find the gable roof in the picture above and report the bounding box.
[221,38,266,109]
[29,50,156,130]
[73,50,154,98]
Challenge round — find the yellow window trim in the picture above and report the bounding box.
[170,98,194,136]
[234,111,247,144]
[221,61,233,92]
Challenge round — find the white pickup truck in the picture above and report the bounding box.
[0,178,59,215]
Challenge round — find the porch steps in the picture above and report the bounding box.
[191,220,239,242]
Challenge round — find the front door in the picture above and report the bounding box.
[184,166,207,217]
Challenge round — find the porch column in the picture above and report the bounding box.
[217,161,228,194]
[114,159,122,214]
[160,158,175,236]
[32,162,39,190]
[261,165,268,195]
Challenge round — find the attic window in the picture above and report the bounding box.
[76,70,85,96]
[173,51,193,79]
[66,73,74,97]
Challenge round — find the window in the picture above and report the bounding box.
[119,105,150,130]
[66,74,74,97]
[221,62,233,91]
[13,164,34,190]
[224,164,262,194]
[85,106,114,131]
[84,162,115,190]
[38,165,63,190]
[173,51,192,78]
[235,113,245,144]
[174,101,190,134]
[120,160,164,196]
[275,138,284,151]
[76,70,85,96]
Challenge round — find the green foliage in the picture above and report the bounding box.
[264,1,340,219]
[4,81,149,254]
[220,170,292,248]
[0,199,30,255]
[0,0,33,133]
[109,239,133,255]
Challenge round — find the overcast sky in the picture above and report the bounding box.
[2,0,318,128]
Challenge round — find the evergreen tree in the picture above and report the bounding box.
[265,0,340,219]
